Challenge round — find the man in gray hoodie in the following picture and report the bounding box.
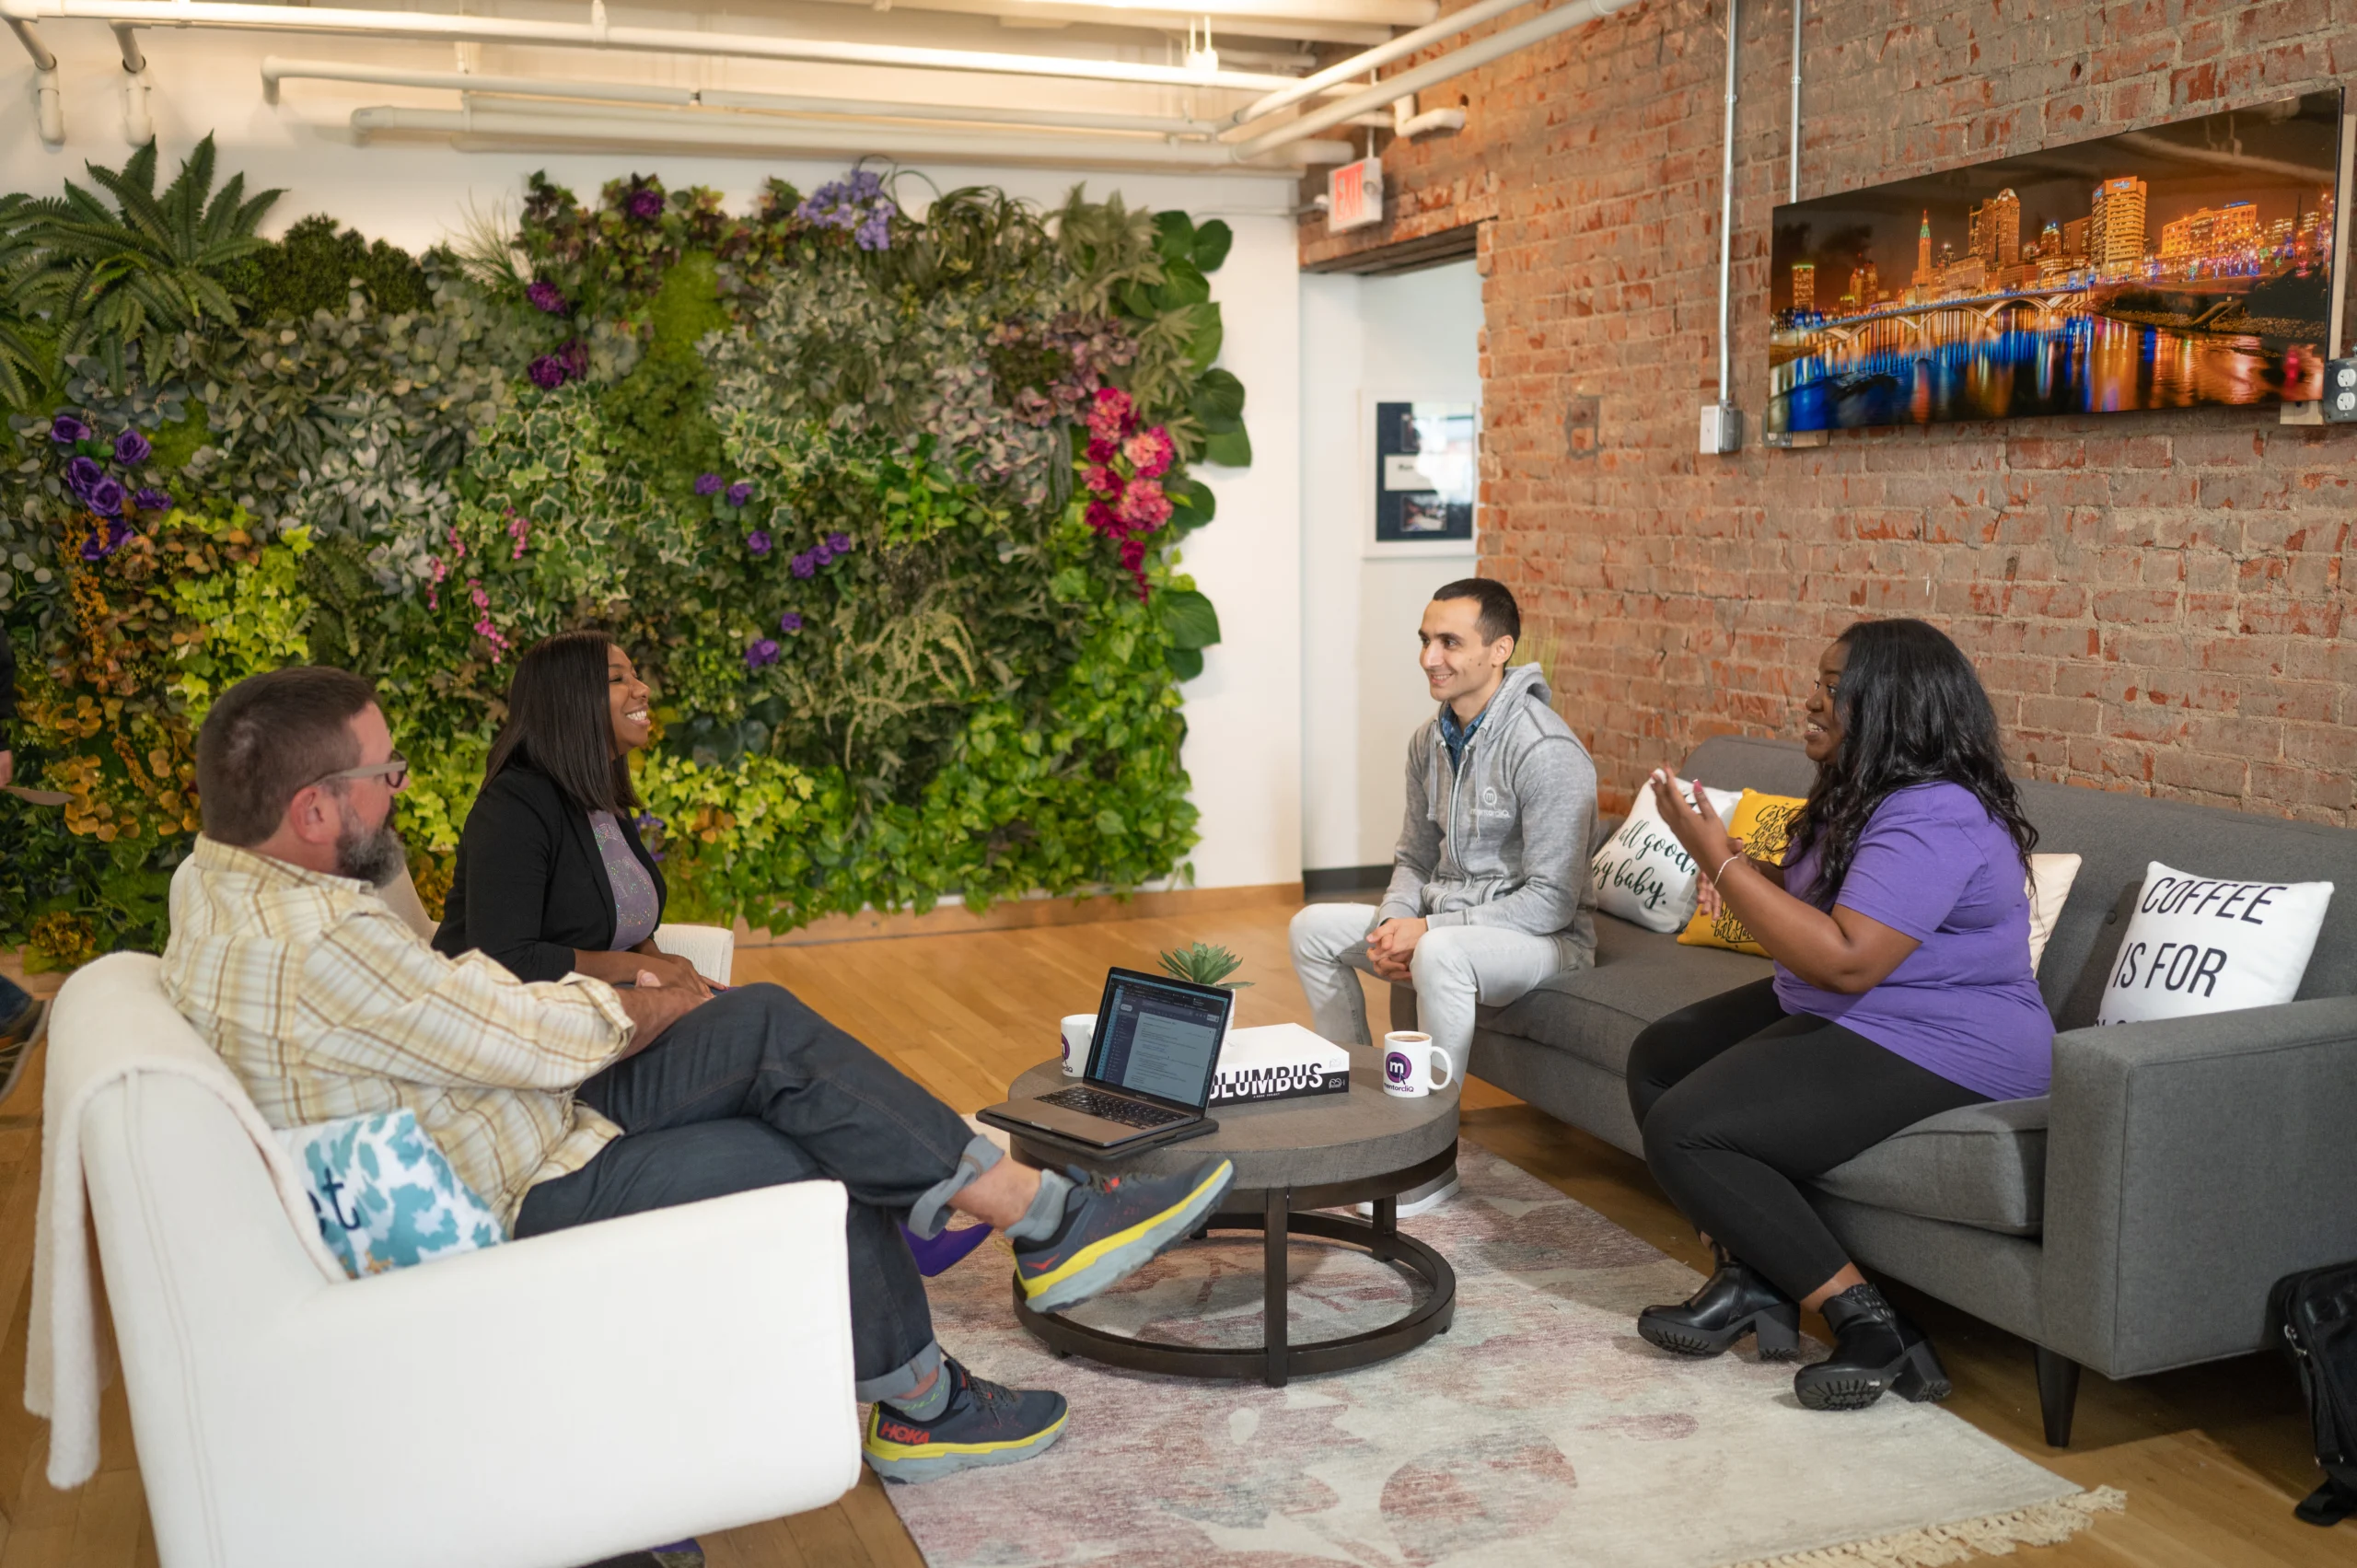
[1290,579,1596,1208]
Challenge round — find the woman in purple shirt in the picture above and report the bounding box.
[1629,618,2049,1413]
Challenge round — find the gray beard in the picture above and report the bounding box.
[335,818,408,889]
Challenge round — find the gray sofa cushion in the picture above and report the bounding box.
[1484,915,1771,1079]
[1812,1097,2050,1237]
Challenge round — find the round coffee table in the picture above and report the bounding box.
[1001,1046,1457,1387]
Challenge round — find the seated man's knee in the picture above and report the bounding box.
[1408,927,1478,989]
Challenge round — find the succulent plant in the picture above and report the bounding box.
[1157,941,1250,990]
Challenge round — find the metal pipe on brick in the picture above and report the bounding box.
[1717,0,1739,403]
[1228,0,1538,127]
[1787,0,1801,203]
[1227,0,1642,157]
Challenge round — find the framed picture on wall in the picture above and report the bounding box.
[1373,401,1476,548]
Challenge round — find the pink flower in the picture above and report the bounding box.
[1084,499,1122,538]
[1122,426,1175,480]
[1116,478,1172,531]
[1118,537,1148,571]
[1085,435,1119,465]
[1085,386,1134,441]
[1084,464,1120,498]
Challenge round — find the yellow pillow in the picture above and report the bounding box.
[1676,789,1808,956]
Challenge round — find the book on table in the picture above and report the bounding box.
[1211,1023,1352,1106]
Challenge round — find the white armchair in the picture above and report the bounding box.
[57,955,856,1568]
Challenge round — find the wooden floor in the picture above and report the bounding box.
[0,900,2344,1566]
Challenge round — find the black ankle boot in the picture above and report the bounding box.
[1794,1283,1951,1411]
[1638,1245,1801,1360]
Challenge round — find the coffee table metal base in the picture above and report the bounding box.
[1010,1144,1457,1387]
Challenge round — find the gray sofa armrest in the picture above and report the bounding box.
[2040,996,2357,1378]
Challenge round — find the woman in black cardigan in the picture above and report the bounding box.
[434,630,709,995]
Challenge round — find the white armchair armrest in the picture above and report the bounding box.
[655,923,737,986]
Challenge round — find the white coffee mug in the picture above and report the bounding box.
[1059,1014,1096,1076]
[1382,1031,1454,1098]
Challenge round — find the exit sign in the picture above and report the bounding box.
[1328,156,1383,232]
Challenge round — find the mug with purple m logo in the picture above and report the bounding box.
[1381,1030,1453,1098]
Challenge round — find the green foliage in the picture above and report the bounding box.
[17,136,281,388]
[217,214,430,320]
[0,157,1250,964]
[1157,940,1250,989]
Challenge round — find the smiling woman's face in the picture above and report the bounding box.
[1803,639,1849,764]
[607,645,652,757]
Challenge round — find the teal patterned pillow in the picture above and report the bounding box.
[278,1110,505,1277]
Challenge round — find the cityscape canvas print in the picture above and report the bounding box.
[1766,90,2345,438]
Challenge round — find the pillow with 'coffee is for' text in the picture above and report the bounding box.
[2096,860,2333,1026]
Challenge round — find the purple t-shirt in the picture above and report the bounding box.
[1772,782,2053,1101]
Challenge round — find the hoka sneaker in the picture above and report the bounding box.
[1012,1157,1235,1314]
[863,1359,1069,1483]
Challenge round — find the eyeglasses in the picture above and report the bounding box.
[309,754,410,793]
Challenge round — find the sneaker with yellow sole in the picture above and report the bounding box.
[864,1359,1069,1483]
[1011,1156,1234,1314]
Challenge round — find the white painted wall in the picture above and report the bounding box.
[0,23,1303,890]
[1297,260,1481,872]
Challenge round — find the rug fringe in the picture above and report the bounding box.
[1722,1486,2126,1568]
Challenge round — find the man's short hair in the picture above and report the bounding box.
[196,667,379,847]
[1433,577,1520,646]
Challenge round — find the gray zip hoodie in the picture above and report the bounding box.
[1376,661,1598,965]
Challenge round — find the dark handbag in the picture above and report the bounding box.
[2270,1259,2357,1527]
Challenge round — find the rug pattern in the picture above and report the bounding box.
[886,1142,2104,1568]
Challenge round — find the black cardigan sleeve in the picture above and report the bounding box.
[447,772,584,984]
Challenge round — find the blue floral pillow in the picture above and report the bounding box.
[279,1110,505,1277]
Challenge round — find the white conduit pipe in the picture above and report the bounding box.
[354,101,1354,169]
[263,57,1231,136]
[1788,0,1801,201]
[0,0,1353,97]
[1229,0,1642,157]
[111,20,151,144]
[1717,0,1737,402]
[5,17,62,144]
[1229,0,1534,126]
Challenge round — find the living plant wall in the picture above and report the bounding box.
[0,141,1249,967]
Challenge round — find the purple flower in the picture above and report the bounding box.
[778,611,805,633]
[49,413,90,445]
[527,354,568,390]
[133,486,173,512]
[64,455,105,498]
[825,531,852,554]
[694,471,723,496]
[112,429,150,466]
[726,481,753,507]
[559,337,588,377]
[745,637,780,669]
[628,187,665,221]
[87,476,125,517]
[789,552,817,579]
[746,530,772,556]
[633,810,668,862]
[526,279,570,315]
[811,540,834,566]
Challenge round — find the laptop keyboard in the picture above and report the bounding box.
[1038,1087,1187,1129]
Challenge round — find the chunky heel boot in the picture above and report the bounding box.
[1638,1245,1802,1361]
[1794,1282,1952,1411]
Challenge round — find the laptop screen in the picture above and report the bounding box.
[1086,970,1230,1109]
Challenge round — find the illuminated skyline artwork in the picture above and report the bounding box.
[1766,90,2343,437]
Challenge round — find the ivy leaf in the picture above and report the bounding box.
[1153,211,1196,262]
[1158,587,1221,650]
[1165,645,1205,680]
[1191,220,1234,273]
[1167,474,1215,534]
[1155,261,1211,311]
[1190,367,1246,430]
[1183,306,1224,373]
[1202,426,1252,468]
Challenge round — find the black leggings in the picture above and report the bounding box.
[1626,979,1989,1303]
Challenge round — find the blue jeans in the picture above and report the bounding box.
[514,983,983,1400]
[0,975,29,1026]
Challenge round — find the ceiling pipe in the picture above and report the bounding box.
[0,0,1366,97]
[354,100,1353,170]
[1392,91,1462,139]
[854,0,1427,40]
[1229,0,1533,127]
[110,19,151,144]
[6,16,61,144]
[1228,0,1642,157]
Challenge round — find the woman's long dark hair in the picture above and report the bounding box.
[484,630,639,815]
[1790,618,2035,908]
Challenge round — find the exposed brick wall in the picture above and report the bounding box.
[1306,0,2357,822]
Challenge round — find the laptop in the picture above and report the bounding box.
[978,967,1232,1153]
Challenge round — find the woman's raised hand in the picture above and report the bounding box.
[1648,769,1736,864]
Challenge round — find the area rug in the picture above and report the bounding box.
[887,1140,2121,1568]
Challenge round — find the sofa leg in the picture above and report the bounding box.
[2034,1345,2080,1448]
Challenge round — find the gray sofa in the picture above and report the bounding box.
[1394,732,2357,1446]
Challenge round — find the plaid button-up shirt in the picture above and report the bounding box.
[160,836,634,1228]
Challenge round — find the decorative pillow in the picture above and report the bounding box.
[2096,861,2333,1026]
[2025,852,2082,973]
[279,1109,505,1278]
[1676,789,1808,956]
[1592,779,1744,933]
